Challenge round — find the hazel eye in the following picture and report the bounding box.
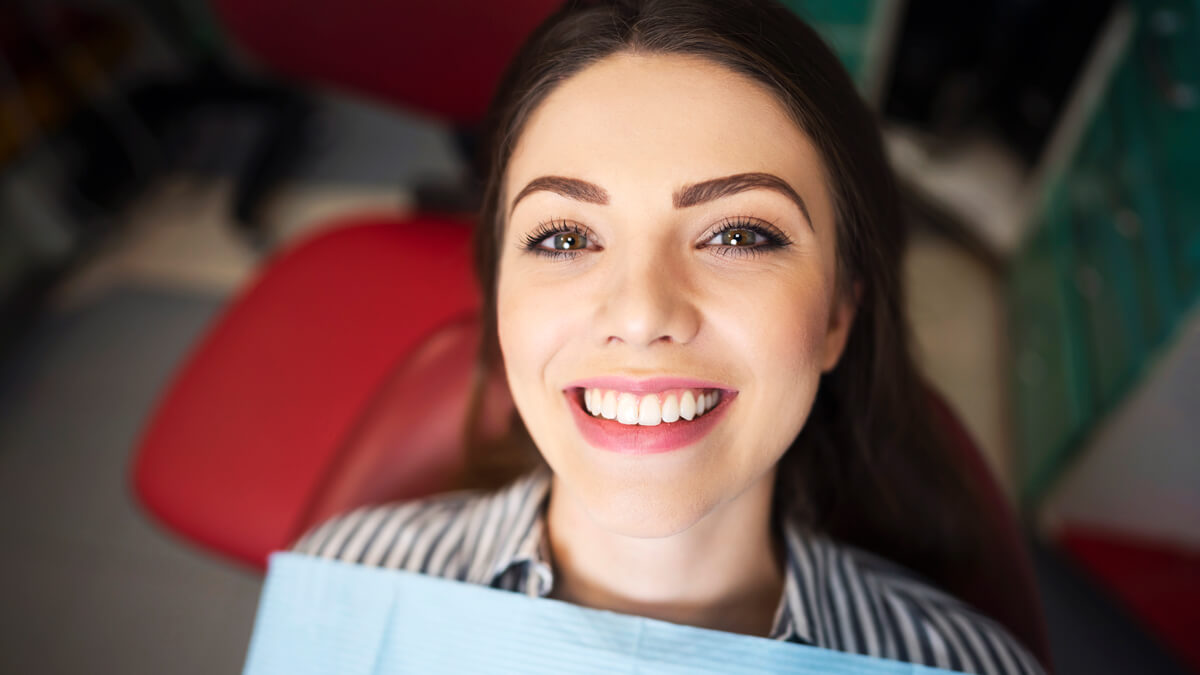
[520,220,598,259]
[699,218,792,259]
[710,228,761,247]
[541,231,589,251]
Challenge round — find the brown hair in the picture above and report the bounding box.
[463,0,986,597]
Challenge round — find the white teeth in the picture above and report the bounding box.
[679,391,696,421]
[601,390,617,419]
[583,387,722,426]
[661,394,680,423]
[616,393,639,424]
[638,395,661,426]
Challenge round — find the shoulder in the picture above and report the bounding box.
[290,471,550,584]
[794,532,1046,675]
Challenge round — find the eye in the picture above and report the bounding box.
[543,231,588,251]
[711,228,761,247]
[520,220,598,259]
[701,218,792,257]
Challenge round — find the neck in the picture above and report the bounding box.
[544,472,785,637]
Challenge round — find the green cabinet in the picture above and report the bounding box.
[1010,196,1089,497]
[1011,1,1200,507]
[1135,0,1200,304]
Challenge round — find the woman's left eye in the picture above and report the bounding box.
[702,219,791,256]
[707,227,762,247]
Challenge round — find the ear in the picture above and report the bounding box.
[821,281,861,373]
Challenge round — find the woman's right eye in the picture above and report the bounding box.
[520,221,597,258]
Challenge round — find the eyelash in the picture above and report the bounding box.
[519,217,792,260]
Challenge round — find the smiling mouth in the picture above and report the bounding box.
[571,386,729,425]
[564,386,736,454]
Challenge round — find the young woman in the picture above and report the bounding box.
[294,1,1046,672]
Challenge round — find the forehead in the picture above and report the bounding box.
[505,52,830,216]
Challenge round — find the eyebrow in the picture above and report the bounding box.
[674,172,812,231]
[509,176,610,216]
[509,171,812,231]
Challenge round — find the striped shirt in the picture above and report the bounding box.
[292,469,1045,675]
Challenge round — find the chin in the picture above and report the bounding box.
[573,477,716,539]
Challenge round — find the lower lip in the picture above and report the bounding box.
[565,390,736,454]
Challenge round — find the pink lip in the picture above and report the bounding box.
[564,387,737,455]
[564,376,734,395]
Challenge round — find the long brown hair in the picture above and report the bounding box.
[463,0,986,598]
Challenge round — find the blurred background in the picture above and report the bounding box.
[0,0,1196,673]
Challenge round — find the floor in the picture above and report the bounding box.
[0,287,259,675]
[0,92,1188,674]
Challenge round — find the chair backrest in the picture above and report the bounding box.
[296,312,514,531]
[132,215,480,567]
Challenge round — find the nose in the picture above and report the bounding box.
[593,247,701,348]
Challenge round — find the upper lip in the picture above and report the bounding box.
[564,376,735,394]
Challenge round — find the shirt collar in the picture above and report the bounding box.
[484,469,817,645]
[482,468,554,595]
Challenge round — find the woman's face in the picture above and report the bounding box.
[496,53,855,538]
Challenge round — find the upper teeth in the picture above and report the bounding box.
[583,388,721,425]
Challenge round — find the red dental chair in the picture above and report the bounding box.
[130,0,1052,669]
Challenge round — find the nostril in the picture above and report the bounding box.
[605,335,673,345]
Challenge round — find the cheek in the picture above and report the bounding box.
[718,274,832,373]
[770,302,830,419]
[496,271,537,389]
[496,263,582,402]
[715,274,832,443]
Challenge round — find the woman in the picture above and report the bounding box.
[294,1,1046,672]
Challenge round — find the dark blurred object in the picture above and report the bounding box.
[1056,525,1200,673]
[884,0,1117,165]
[0,3,134,165]
[121,64,313,241]
[0,0,320,352]
[0,2,140,352]
[1031,536,1194,675]
[115,0,316,241]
